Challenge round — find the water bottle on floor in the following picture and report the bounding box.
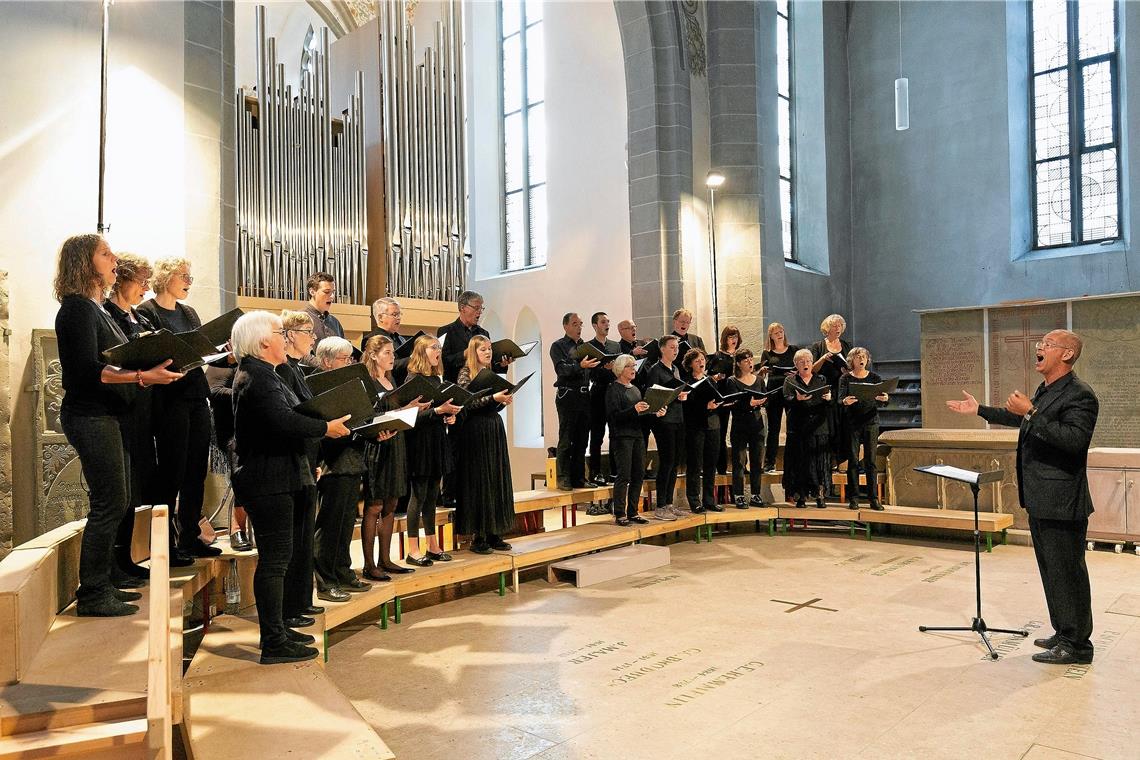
[224,559,241,615]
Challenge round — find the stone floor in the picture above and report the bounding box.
[325,527,1140,760]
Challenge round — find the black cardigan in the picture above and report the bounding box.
[55,294,136,416]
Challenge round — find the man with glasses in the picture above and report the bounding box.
[437,290,509,383]
[947,329,1099,666]
[302,272,343,367]
[362,297,411,382]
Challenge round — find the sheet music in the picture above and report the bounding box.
[915,464,981,484]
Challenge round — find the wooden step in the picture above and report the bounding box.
[0,717,146,760]
[549,544,670,587]
[858,505,1013,532]
[0,687,145,738]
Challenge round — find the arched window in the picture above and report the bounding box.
[1029,0,1121,248]
[776,0,796,261]
[499,0,547,271]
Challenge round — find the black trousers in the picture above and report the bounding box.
[315,474,359,587]
[588,387,610,479]
[763,393,785,469]
[114,393,155,569]
[685,426,719,510]
[1029,516,1094,653]
[652,421,684,507]
[715,409,731,474]
[408,476,440,539]
[611,436,645,519]
[61,410,130,605]
[555,388,590,487]
[283,485,317,617]
[244,491,299,648]
[847,422,880,501]
[731,425,765,497]
[153,395,211,548]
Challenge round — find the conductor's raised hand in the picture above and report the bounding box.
[143,359,184,385]
[1006,390,1032,416]
[945,390,979,415]
[325,414,352,438]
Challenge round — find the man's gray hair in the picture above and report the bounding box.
[231,311,281,361]
[372,296,400,319]
[316,336,354,367]
[457,290,483,308]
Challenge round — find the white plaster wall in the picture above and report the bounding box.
[0,0,190,542]
[467,0,631,485]
[234,0,328,92]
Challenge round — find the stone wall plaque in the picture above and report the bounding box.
[31,330,84,536]
[920,309,986,430]
[1072,295,1140,447]
[986,303,1067,406]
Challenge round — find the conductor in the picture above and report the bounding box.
[947,329,1098,665]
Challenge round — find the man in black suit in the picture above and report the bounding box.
[586,312,621,486]
[361,297,410,382]
[670,307,705,353]
[948,329,1098,665]
[550,313,599,490]
[436,290,511,383]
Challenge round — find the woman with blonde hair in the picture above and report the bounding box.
[53,235,182,616]
[811,313,852,477]
[138,257,217,558]
[838,346,889,510]
[760,322,798,472]
[360,334,416,577]
[403,335,462,565]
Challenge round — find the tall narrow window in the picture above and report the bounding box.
[500,0,546,271]
[1029,0,1121,248]
[776,0,795,261]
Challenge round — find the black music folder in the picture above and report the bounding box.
[640,384,681,415]
[193,307,244,349]
[492,339,539,360]
[706,353,735,377]
[847,376,899,403]
[305,362,373,397]
[102,329,205,373]
[466,368,535,396]
[393,331,427,359]
[384,373,445,408]
[573,342,619,363]
[352,407,420,437]
[787,380,831,399]
[293,378,377,429]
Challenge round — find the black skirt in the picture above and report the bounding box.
[364,432,408,501]
[454,408,515,536]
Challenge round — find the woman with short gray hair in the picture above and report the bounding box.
[230,311,351,664]
[607,354,664,526]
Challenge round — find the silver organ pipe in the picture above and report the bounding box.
[235,5,368,304]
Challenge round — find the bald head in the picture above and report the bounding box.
[1046,329,1082,365]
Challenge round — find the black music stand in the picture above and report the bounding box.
[913,465,1027,659]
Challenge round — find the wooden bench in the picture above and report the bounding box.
[831,471,885,503]
[183,614,394,759]
[776,505,872,539]
[858,505,1014,551]
[703,506,780,541]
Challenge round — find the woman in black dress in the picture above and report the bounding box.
[137,257,217,558]
[455,335,516,553]
[810,313,852,476]
[680,348,724,513]
[727,349,769,509]
[360,334,417,576]
[53,234,182,616]
[838,347,889,510]
[712,325,741,480]
[102,253,169,580]
[760,322,796,472]
[230,311,351,663]
[782,349,832,509]
[403,335,462,566]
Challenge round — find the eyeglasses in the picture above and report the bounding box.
[271,329,288,337]
[288,328,314,335]
[385,310,403,318]
[461,303,486,313]
[180,273,194,283]
[1035,340,1068,351]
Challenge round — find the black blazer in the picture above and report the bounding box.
[231,356,328,500]
[978,372,1098,521]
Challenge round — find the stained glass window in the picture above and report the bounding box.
[1029,0,1120,248]
[776,0,795,261]
[500,1,547,270]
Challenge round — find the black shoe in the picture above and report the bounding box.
[317,588,350,602]
[816,497,826,509]
[112,588,142,602]
[735,496,748,509]
[230,530,253,552]
[169,548,195,567]
[285,629,316,645]
[77,598,138,617]
[749,495,767,507]
[426,551,453,562]
[572,481,589,489]
[644,469,657,479]
[631,515,649,524]
[182,540,223,558]
[340,577,372,592]
[362,568,392,582]
[441,496,457,508]
[869,501,885,511]
[489,538,512,551]
[616,517,631,526]
[705,504,725,512]
[380,564,415,574]
[283,615,316,629]
[848,500,859,511]
[112,573,147,589]
[585,503,610,516]
[795,499,806,509]
[114,556,150,580]
[470,543,493,555]
[1033,635,1060,650]
[690,506,706,514]
[763,464,777,473]
[259,641,319,665]
[406,555,433,567]
[303,605,325,616]
[557,481,574,492]
[1032,645,1093,665]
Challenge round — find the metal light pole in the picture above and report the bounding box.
[706,170,725,341]
[97,0,113,234]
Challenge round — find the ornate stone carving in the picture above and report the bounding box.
[678,1,706,77]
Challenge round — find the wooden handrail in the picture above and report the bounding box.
[146,504,172,760]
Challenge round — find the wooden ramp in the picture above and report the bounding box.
[505,522,640,592]
[549,544,670,587]
[184,615,394,760]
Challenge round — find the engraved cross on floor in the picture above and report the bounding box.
[770,598,838,613]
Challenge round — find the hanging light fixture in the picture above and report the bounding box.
[895,0,909,131]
